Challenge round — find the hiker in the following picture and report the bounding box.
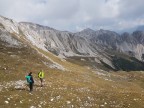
[38,70,44,87]
[26,72,34,92]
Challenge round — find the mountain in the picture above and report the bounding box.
[74,28,96,39]
[1,15,144,108]
[137,25,144,31]
[0,15,144,71]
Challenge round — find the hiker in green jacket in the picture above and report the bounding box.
[26,72,34,92]
[38,70,44,87]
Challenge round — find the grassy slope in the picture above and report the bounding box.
[0,41,144,108]
[106,49,144,71]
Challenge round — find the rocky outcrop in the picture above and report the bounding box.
[0,15,144,71]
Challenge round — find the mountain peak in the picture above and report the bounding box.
[19,22,55,30]
[82,28,95,32]
[74,28,96,38]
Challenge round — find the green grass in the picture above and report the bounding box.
[112,56,144,71]
[1,40,144,107]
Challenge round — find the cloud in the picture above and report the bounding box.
[45,0,80,19]
[0,0,144,32]
[118,0,144,19]
[0,0,44,21]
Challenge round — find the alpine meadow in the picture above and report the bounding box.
[1,0,144,107]
[0,16,144,108]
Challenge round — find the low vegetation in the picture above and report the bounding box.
[1,42,144,108]
[112,56,144,71]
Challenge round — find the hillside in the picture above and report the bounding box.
[0,45,144,107]
[1,15,144,108]
[1,40,144,108]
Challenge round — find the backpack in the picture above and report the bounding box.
[38,71,44,78]
[26,75,32,83]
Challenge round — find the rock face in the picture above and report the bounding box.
[0,15,144,70]
[76,29,144,61]
[0,16,21,46]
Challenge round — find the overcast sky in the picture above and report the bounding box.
[0,0,144,32]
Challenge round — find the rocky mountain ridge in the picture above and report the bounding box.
[0,15,144,71]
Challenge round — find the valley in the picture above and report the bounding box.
[0,15,144,108]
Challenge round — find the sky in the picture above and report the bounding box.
[0,0,144,32]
